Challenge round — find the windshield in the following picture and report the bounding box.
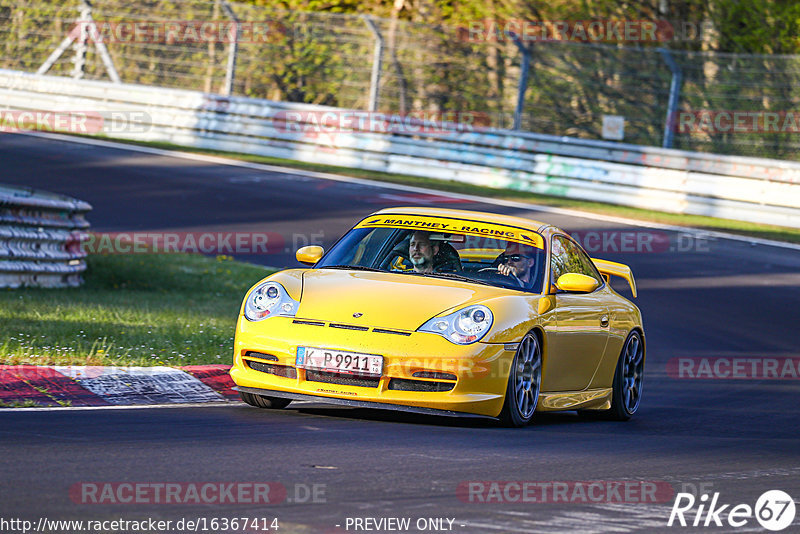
[317,225,546,293]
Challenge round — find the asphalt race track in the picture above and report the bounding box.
[1,133,799,533]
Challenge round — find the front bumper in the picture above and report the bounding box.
[230,316,514,418]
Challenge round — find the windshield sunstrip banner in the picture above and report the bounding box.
[356,215,544,249]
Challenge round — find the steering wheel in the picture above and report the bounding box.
[478,266,524,287]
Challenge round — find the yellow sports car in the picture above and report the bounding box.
[230,207,644,426]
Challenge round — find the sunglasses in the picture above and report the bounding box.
[502,254,530,262]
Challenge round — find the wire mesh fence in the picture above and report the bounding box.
[2,0,800,160]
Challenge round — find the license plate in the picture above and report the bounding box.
[296,346,383,377]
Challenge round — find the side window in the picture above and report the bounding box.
[320,227,396,267]
[550,235,601,288]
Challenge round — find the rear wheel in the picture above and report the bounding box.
[499,332,542,427]
[581,330,644,421]
[610,330,645,420]
[239,391,292,409]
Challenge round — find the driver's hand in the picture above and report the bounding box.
[498,263,514,277]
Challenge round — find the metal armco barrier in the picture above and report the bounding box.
[1,68,798,229]
[0,183,91,288]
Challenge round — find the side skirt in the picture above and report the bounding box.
[537,388,613,411]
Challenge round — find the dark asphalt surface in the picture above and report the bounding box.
[1,133,799,533]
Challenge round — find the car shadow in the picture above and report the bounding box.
[289,405,584,429]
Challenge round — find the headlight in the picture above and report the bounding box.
[244,282,299,321]
[418,305,493,344]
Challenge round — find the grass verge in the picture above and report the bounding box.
[110,137,800,245]
[0,253,271,367]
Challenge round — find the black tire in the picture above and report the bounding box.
[498,332,542,427]
[609,330,645,420]
[239,391,292,409]
[580,330,644,421]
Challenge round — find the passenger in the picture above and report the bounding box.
[409,231,439,273]
[498,242,537,287]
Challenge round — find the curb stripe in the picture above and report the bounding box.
[0,366,61,405]
[0,365,236,407]
[181,365,238,399]
[0,365,110,406]
[54,366,226,405]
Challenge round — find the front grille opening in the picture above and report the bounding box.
[244,351,278,362]
[412,371,457,381]
[372,328,411,336]
[245,359,297,379]
[292,320,325,326]
[388,378,455,392]
[305,370,380,388]
[328,323,369,331]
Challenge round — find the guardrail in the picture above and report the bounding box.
[0,183,91,288]
[1,68,798,229]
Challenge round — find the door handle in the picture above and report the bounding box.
[600,315,609,327]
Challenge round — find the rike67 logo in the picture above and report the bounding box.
[668,490,796,531]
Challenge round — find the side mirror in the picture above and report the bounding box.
[555,273,600,293]
[296,245,324,265]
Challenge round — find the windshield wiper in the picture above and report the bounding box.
[319,265,386,273]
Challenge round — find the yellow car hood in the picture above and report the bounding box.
[296,269,500,331]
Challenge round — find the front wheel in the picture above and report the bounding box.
[499,332,542,427]
[240,391,292,409]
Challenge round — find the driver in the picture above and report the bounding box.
[409,231,439,273]
[498,242,537,287]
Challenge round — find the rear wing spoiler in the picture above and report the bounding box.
[591,258,637,298]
